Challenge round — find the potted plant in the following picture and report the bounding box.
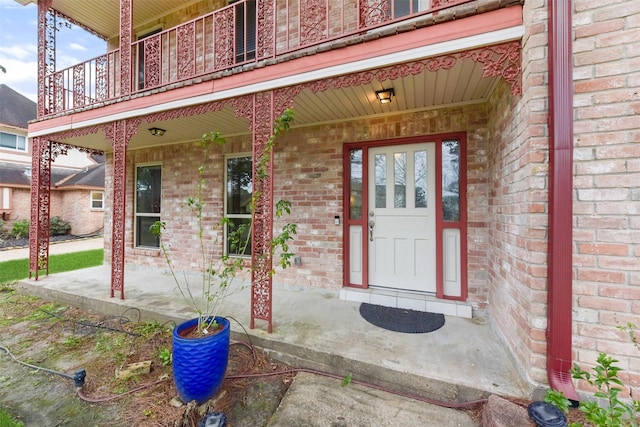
[151,109,296,404]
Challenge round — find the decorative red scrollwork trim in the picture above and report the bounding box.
[304,41,522,96]
[29,137,52,279]
[102,119,140,299]
[250,92,275,332]
[459,41,522,95]
[119,0,132,95]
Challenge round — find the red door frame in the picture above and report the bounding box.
[343,132,467,301]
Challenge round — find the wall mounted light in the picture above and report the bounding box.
[148,127,166,137]
[375,88,394,104]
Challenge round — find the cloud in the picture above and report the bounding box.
[69,43,88,52]
[0,44,37,61]
[0,57,38,101]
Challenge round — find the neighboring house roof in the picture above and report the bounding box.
[0,161,105,189]
[55,162,105,189]
[0,162,32,187]
[0,84,36,129]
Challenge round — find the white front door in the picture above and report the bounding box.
[368,143,436,293]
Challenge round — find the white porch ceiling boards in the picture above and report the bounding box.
[50,55,500,154]
[16,0,197,40]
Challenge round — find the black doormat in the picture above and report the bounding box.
[359,303,445,334]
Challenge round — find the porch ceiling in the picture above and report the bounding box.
[56,57,498,153]
[17,0,199,40]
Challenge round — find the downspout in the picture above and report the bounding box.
[546,0,578,401]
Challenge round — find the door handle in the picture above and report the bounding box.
[368,220,375,241]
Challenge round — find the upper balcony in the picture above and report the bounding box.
[33,0,507,119]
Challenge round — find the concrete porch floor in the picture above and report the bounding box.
[14,259,535,405]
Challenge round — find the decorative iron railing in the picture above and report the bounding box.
[41,0,472,117]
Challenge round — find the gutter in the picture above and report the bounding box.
[546,0,579,401]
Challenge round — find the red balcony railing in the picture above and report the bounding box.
[41,0,472,117]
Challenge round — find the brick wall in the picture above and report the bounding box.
[486,0,640,396]
[2,187,102,238]
[3,187,30,229]
[105,103,492,303]
[485,0,551,386]
[572,0,640,397]
[58,190,104,235]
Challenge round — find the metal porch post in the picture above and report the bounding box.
[29,137,52,280]
[120,0,132,96]
[250,92,275,332]
[104,120,138,299]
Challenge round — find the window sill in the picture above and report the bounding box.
[132,247,161,257]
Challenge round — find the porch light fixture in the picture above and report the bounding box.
[376,88,394,104]
[148,127,166,137]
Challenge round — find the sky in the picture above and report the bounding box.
[0,0,106,102]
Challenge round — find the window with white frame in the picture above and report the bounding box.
[135,164,162,248]
[0,132,27,151]
[225,154,252,256]
[1,187,11,210]
[90,191,104,209]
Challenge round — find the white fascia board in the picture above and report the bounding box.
[29,25,524,137]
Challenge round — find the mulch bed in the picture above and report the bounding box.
[0,234,96,250]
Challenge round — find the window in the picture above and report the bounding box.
[0,132,27,151]
[442,140,460,222]
[225,155,252,256]
[135,164,162,248]
[231,0,256,63]
[1,187,11,210]
[90,191,104,209]
[348,149,362,220]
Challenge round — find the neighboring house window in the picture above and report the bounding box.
[90,191,104,210]
[0,132,27,151]
[225,155,252,256]
[1,187,11,209]
[135,164,162,248]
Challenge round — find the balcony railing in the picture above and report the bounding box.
[41,0,472,117]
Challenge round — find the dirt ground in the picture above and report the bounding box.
[0,283,293,427]
[0,282,592,427]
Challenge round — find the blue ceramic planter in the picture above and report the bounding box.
[172,316,230,404]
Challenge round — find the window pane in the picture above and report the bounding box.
[375,154,386,208]
[442,140,460,221]
[415,150,427,208]
[136,165,162,213]
[227,218,252,256]
[91,192,104,209]
[392,0,420,17]
[17,136,26,151]
[226,156,252,214]
[136,216,160,247]
[394,152,406,208]
[349,149,362,220]
[0,132,16,149]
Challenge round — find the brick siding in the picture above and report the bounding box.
[105,103,491,301]
[572,0,640,397]
[485,0,640,396]
[3,187,103,237]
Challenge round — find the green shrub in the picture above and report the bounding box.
[10,219,29,239]
[50,216,71,236]
[545,323,640,427]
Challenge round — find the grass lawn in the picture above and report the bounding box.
[0,249,103,284]
[0,408,24,427]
